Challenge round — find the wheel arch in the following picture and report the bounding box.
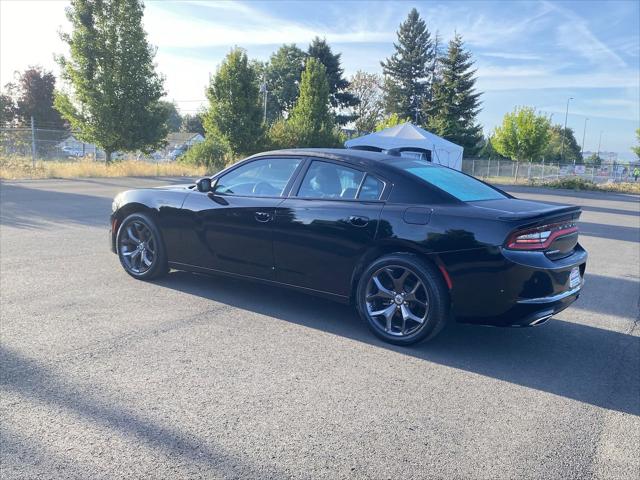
[111,203,161,252]
[349,243,451,304]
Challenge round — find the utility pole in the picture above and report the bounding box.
[560,97,573,163]
[30,116,36,167]
[596,131,603,159]
[580,117,589,160]
[259,75,268,124]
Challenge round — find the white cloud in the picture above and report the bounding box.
[143,1,393,49]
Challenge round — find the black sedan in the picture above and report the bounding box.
[110,149,587,345]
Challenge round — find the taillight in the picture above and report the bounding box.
[506,221,578,250]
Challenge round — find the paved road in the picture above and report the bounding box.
[1,177,638,479]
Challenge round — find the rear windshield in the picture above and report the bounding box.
[395,160,507,202]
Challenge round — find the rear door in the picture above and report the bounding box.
[179,157,303,280]
[272,159,387,297]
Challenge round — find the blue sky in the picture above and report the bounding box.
[1,0,638,159]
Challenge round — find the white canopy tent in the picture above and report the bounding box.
[344,122,464,171]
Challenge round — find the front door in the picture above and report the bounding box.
[273,160,386,297]
[179,157,303,280]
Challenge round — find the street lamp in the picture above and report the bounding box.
[580,117,588,163]
[560,97,573,163]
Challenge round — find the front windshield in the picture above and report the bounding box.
[395,160,507,202]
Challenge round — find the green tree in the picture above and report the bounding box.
[203,48,263,155]
[478,135,506,160]
[381,8,434,123]
[180,113,205,136]
[10,67,66,129]
[264,44,306,121]
[0,92,15,125]
[492,106,551,162]
[543,125,582,164]
[55,0,167,163]
[180,133,231,171]
[269,58,341,148]
[308,37,358,124]
[584,152,603,166]
[375,113,409,131]
[426,34,483,155]
[159,101,182,132]
[632,128,640,159]
[348,71,384,133]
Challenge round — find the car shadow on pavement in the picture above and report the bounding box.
[0,183,112,229]
[578,221,640,243]
[155,271,640,417]
[574,273,639,320]
[0,346,288,478]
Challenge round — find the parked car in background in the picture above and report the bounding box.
[110,148,587,345]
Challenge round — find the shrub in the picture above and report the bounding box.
[545,177,598,191]
[180,134,232,173]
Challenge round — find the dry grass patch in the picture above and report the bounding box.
[0,157,207,180]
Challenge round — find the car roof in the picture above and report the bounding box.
[249,148,442,175]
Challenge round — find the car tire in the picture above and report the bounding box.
[116,212,168,280]
[355,253,450,346]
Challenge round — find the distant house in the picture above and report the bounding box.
[165,132,205,150]
[56,135,99,157]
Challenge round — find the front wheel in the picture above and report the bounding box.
[116,213,168,280]
[356,253,450,345]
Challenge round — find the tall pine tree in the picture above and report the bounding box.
[55,0,167,163]
[269,58,341,148]
[427,34,483,155]
[307,37,358,124]
[381,8,434,124]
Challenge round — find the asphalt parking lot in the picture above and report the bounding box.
[1,177,638,479]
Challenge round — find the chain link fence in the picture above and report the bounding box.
[0,126,179,162]
[462,158,635,184]
[1,126,636,183]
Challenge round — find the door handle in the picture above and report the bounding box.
[348,215,369,227]
[254,211,272,223]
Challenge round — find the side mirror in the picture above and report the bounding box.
[195,177,212,192]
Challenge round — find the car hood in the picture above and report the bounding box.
[152,183,196,191]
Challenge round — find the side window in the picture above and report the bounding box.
[215,158,301,197]
[358,175,384,200]
[297,161,364,199]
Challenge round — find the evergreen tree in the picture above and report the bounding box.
[203,48,264,155]
[269,58,341,148]
[427,34,483,155]
[265,44,306,121]
[308,37,358,124]
[55,0,167,163]
[381,8,434,123]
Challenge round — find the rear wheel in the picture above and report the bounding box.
[356,253,449,345]
[116,213,167,280]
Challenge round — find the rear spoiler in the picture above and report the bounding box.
[497,205,581,222]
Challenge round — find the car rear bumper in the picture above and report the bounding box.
[443,244,587,327]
